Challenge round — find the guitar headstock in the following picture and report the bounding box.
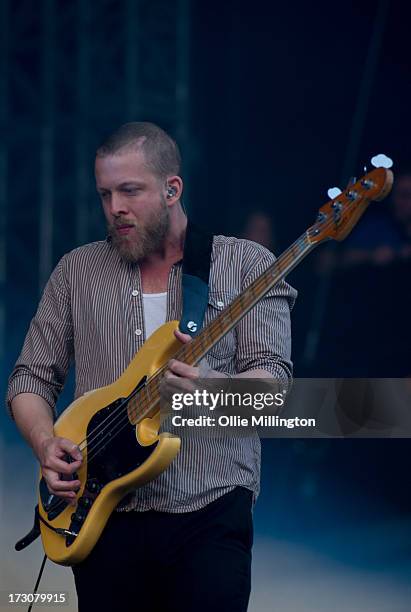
[308,167,394,244]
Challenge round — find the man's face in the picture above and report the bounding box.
[95,149,170,262]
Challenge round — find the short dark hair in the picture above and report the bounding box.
[96,121,181,180]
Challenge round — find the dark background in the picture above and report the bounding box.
[1,0,411,609]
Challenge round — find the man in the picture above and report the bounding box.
[7,122,296,611]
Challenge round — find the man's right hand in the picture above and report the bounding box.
[36,435,83,506]
[10,394,83,506]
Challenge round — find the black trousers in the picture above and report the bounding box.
[72,487,253,612]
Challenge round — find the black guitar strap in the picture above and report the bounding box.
[179,220,214,338]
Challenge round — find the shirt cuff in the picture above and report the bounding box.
[6,373,57,421]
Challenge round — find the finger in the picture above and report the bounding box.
[164,376,196,395]
[174,329,193,344]
[44,456,82,475]
[57,439,83,462]
[164,368,190,381]
[160,376,195,399]
[45,486,78,505]
[43,470,81,497]
[168,359,199,379]
[161,376,185,397]
[175,378,196,393]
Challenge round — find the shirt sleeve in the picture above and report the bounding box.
[6,255,74,420]
[234,241,297,387]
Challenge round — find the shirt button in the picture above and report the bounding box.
[132,289,139,296]
[134,329,142,336]
[217,301,224,308]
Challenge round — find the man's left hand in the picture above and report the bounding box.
[162,329,213,395]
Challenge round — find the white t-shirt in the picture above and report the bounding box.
[142,292,167,339]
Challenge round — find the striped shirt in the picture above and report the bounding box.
[6,233,297,512]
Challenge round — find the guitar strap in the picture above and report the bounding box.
[179,220,214,338]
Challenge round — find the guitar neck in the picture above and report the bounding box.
[126,166,394,422]
[127,230,316,424]
[175,231,316,366]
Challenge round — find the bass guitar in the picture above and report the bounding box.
[23,165,393,565]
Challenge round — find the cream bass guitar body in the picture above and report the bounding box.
[38,321,182,565]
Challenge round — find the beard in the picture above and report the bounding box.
[108,197,170,263]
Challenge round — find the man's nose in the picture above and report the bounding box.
[110,193,129,216]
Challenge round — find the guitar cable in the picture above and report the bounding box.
[27,554,47,612]
[38,510,78,537]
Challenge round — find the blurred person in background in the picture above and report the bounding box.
[311,168,411,377]
[342,169,411,267]
[242,210,275,252]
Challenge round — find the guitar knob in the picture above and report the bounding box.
[71,508,87,523]
[86,480,101,494]
[327,187,342,199]
[371,153,393,169]
[78,496,93,509]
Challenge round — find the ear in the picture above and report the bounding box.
[165,176,183,204]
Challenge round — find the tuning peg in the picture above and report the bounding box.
[327,187,342,199]
[371,153,393,169]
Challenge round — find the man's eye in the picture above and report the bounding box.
[123,188,139,195]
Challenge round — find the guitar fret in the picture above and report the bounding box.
[217,316,227,333]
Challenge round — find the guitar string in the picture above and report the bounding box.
[80,185,377,463]
[48,232,315,515]
[83,179,386,464]
[76,226,329,467]
[50,187,376,514]
[47,241,309,515]
[85,173,389,457]
[64,202,356,464]
[75,230,312,457]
